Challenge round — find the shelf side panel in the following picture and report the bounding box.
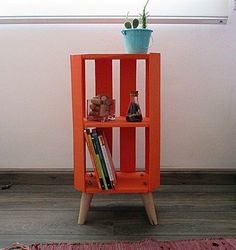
[148,53,161,190]
[70,55,86,192]
[120,59,136,172]
[145,127,150,173]
[95,59,113,151]
[145,59,150,117]
[145,59,150,173]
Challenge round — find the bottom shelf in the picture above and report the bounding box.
[84,171,149,193]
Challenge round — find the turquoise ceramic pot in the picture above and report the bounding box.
[121,28,153,54]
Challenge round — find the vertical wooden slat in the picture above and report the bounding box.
[120,59,136,172]
[145,59,150,173]
[145,127,150,173]
[95,59,113,151]
[148,53,161,190]
[145,59,150,117]
[70,55,85,192]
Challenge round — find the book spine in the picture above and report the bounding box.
[84,129,105,190]
[92,129,112,189]
[90,133,108,190]
[84,129,101,189]
[98,134,115,188]
[102,130,117,186]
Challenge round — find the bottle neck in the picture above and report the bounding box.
[130,95,138,103]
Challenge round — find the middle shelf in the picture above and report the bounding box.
[84,116,150,128]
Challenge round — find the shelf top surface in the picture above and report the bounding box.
[84,116,150,128]
[71,53,160,60]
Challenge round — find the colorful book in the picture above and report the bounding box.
[90,130,108,190]
[91,129,112,189]
[102,131,117,185]
[84,129,105,190]
[98,131,117,188]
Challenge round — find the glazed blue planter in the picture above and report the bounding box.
[121,28,153,54]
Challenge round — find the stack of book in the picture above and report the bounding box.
[84,128,117,190]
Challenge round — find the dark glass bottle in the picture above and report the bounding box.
[126,91,143,122]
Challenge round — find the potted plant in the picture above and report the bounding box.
[121,0,153,54]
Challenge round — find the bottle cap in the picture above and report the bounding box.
[130,90,139,96]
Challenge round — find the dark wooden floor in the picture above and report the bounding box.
[0,184,236,248]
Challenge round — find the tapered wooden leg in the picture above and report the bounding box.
[141,192,158,225]
[78,193,93,224]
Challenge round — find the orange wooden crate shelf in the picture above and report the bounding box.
[85,171,149,193]
[70,53,161,225]
[84,116,150,128]
[70,53,160,194]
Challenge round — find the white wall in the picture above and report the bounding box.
[0,12,236,170]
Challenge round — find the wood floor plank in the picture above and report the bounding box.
[0,211,113,235]
[0,199,235,213]
[114,221,236,236]
[152,192,236,201]
[114,211,236,236]
[1,190,235,201]
[0,192,81,199]
[158,185,236,193]
[1,184,236,194]
[0,198,235,214]
[0,185,76,193]
[114,209,236,221]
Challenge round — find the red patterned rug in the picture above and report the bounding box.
[3,238,236,250]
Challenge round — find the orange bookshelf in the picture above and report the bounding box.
[70,53,160,225]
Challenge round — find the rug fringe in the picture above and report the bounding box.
[2,242,29,250]
[29,238,236,250]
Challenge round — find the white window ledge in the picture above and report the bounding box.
[0,16,228,25]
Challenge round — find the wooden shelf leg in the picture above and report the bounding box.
[141,192,158,225]
[78,193,94,224]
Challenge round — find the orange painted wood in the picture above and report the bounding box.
[145,59,150,173]
[85,171,149,193]
[145,59,150,117]
[70,53,161,194]
[84,117,150,128]
[95,59,113,151]
[148,53,161,190]
[81,54,149,60]
[120,59,136,172]
[95,59,112,98]
[145,128,150,173]
[70,55,86,192]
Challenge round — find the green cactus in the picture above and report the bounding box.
[132,18,139,28]
[140,0,150,29]
[124,1,149,29]
[124,12,139,29]
[124,21,132,29]
[124,12,131,29]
